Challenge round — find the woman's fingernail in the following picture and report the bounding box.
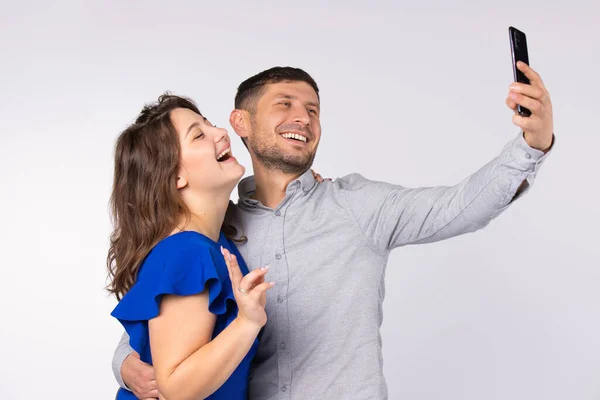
[222,248,230,261]
[261,265,270,270]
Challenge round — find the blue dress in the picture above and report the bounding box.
[111,231,258,400]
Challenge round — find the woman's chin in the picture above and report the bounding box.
[225,165,246,188]
[230,162,246,180]
[237,163,246,177]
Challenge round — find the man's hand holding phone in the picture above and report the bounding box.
[506,61,554,152]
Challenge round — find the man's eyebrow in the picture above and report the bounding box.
[274,94,320,109]
[274,93,296,100]
[185,121,200,138]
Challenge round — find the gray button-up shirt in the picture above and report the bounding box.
[113,132,550,399]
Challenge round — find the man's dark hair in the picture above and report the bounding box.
[234,66,320,113]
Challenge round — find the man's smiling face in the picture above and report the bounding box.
[245,80,321,174]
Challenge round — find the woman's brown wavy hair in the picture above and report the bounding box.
[106,94,199,300]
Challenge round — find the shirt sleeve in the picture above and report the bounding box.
[338,132,553,254]
[112,331,134,391]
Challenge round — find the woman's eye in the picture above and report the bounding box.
[194,132,205,140]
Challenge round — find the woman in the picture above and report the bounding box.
[107,94,273,399]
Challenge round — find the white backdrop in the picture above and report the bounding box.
[1,1,599,399]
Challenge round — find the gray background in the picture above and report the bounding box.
[1,0,598,399]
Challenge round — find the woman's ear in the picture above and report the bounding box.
[176,174,188,190]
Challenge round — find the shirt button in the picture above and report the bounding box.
[525,153,532,159]
[280,342,287,350]
[277,296,284,303]
[275,253,282,260]
[281,385,287,392]
[275,210,281,216]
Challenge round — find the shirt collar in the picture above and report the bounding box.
[237,169,317,208]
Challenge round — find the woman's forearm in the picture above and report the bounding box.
[158,316,260,400]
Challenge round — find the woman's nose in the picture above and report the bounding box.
[214,127,229,143]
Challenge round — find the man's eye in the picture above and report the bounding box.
[280,101,291,107]
[309,109,318,115]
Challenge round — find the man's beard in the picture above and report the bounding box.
[248,119,316,174]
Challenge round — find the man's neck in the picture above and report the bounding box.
[251,161,304,209]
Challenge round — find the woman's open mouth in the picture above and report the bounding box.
[217,147,233,162]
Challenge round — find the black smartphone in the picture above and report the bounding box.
[509,26,531,116]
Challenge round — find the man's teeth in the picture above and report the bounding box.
[281,133,307,143]
[217,148,231,160]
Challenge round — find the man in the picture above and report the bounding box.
[113,63,554,399]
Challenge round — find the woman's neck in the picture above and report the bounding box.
[175,191,230,242]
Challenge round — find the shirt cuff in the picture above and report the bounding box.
[112,338,133,391]
[505,131,554,172]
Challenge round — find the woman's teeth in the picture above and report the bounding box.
[217,148,231,161]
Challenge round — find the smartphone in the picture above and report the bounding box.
[509,26,531,116]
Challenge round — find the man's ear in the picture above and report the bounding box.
[229,109,250,141]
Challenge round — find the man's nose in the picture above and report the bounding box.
[292,105,310,126]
